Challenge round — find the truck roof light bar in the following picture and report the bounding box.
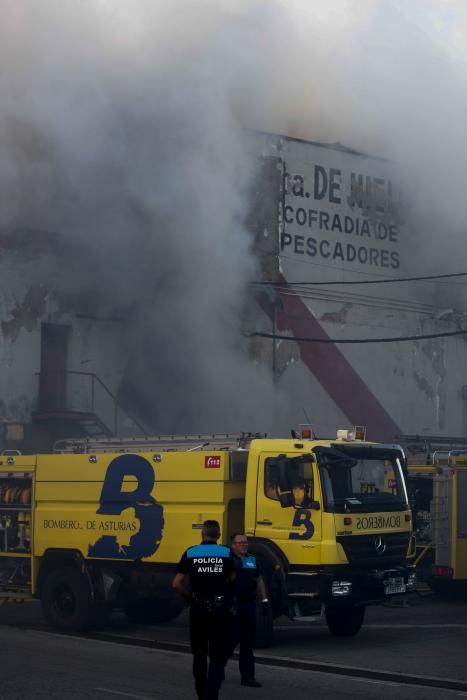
[336,426,367,442]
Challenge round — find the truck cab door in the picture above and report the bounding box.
[254,453,322,557]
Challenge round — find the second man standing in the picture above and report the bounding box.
[228,533,268,688]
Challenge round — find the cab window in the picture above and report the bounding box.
[265,457,314,507]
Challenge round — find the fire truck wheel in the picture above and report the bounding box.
[123,593,185,624]
[325,605,365,636]
[41,566,98,632]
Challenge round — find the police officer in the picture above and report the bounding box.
[228,533,268,688]
[172,520,236,700]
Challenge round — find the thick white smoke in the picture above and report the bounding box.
[1,0,467,433]
[0,0,295,433]
[247,0,467,303]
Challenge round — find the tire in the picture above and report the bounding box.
[325,605,365,637]
[254,599,274,648]
[41,565,98,632]
[123,593,185,624]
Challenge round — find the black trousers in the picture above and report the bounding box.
[226,601,256,681]
[189,604,230,700]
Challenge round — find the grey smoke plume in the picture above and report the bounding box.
[246,0,467,305]
[0,0,293,434]
[1,0,467,434]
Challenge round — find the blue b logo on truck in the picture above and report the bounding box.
[88,454,164,559]
[289,509,314,540]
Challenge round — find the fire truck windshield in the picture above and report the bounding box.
[316,446,408,513]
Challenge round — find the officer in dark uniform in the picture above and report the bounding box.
[227,533,268,688]
[172,520,236,700]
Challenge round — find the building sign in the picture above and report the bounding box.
[279,139,405,272]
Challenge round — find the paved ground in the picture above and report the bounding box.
[0,625,465,700]
[1,591,466,687]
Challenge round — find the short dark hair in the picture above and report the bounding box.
[202,520,220,540]
[230,532,244,543]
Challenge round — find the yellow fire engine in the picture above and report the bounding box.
[407,441,467,593]
[0,428,415,644]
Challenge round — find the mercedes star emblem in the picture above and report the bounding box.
[374,536,387,555]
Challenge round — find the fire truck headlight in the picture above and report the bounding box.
[331,581,352,597]
[407,572,417,590]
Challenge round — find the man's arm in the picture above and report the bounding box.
[172,572,185,594]
[229,552,241,581]
[257,575,267,601]
[173,552,190,601]
[172,572,190,601]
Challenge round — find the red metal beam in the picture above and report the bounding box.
[260,281,401,442]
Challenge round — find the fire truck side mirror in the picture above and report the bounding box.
[278,491,295,508]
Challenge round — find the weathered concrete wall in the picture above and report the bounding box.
[2,131,467,447]
[247,132,467,440]
[0,230,129,445]
[0,234,52,423]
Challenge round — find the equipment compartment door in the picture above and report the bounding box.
[0,471,33,597]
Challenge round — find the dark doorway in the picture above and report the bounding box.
[39,323,71,412]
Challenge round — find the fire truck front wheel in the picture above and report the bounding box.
[41,566,98,632]
[325,605,365,636]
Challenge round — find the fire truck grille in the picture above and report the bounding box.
[336,533,411,567]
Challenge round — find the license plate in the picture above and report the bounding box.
[384,577,406,595]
